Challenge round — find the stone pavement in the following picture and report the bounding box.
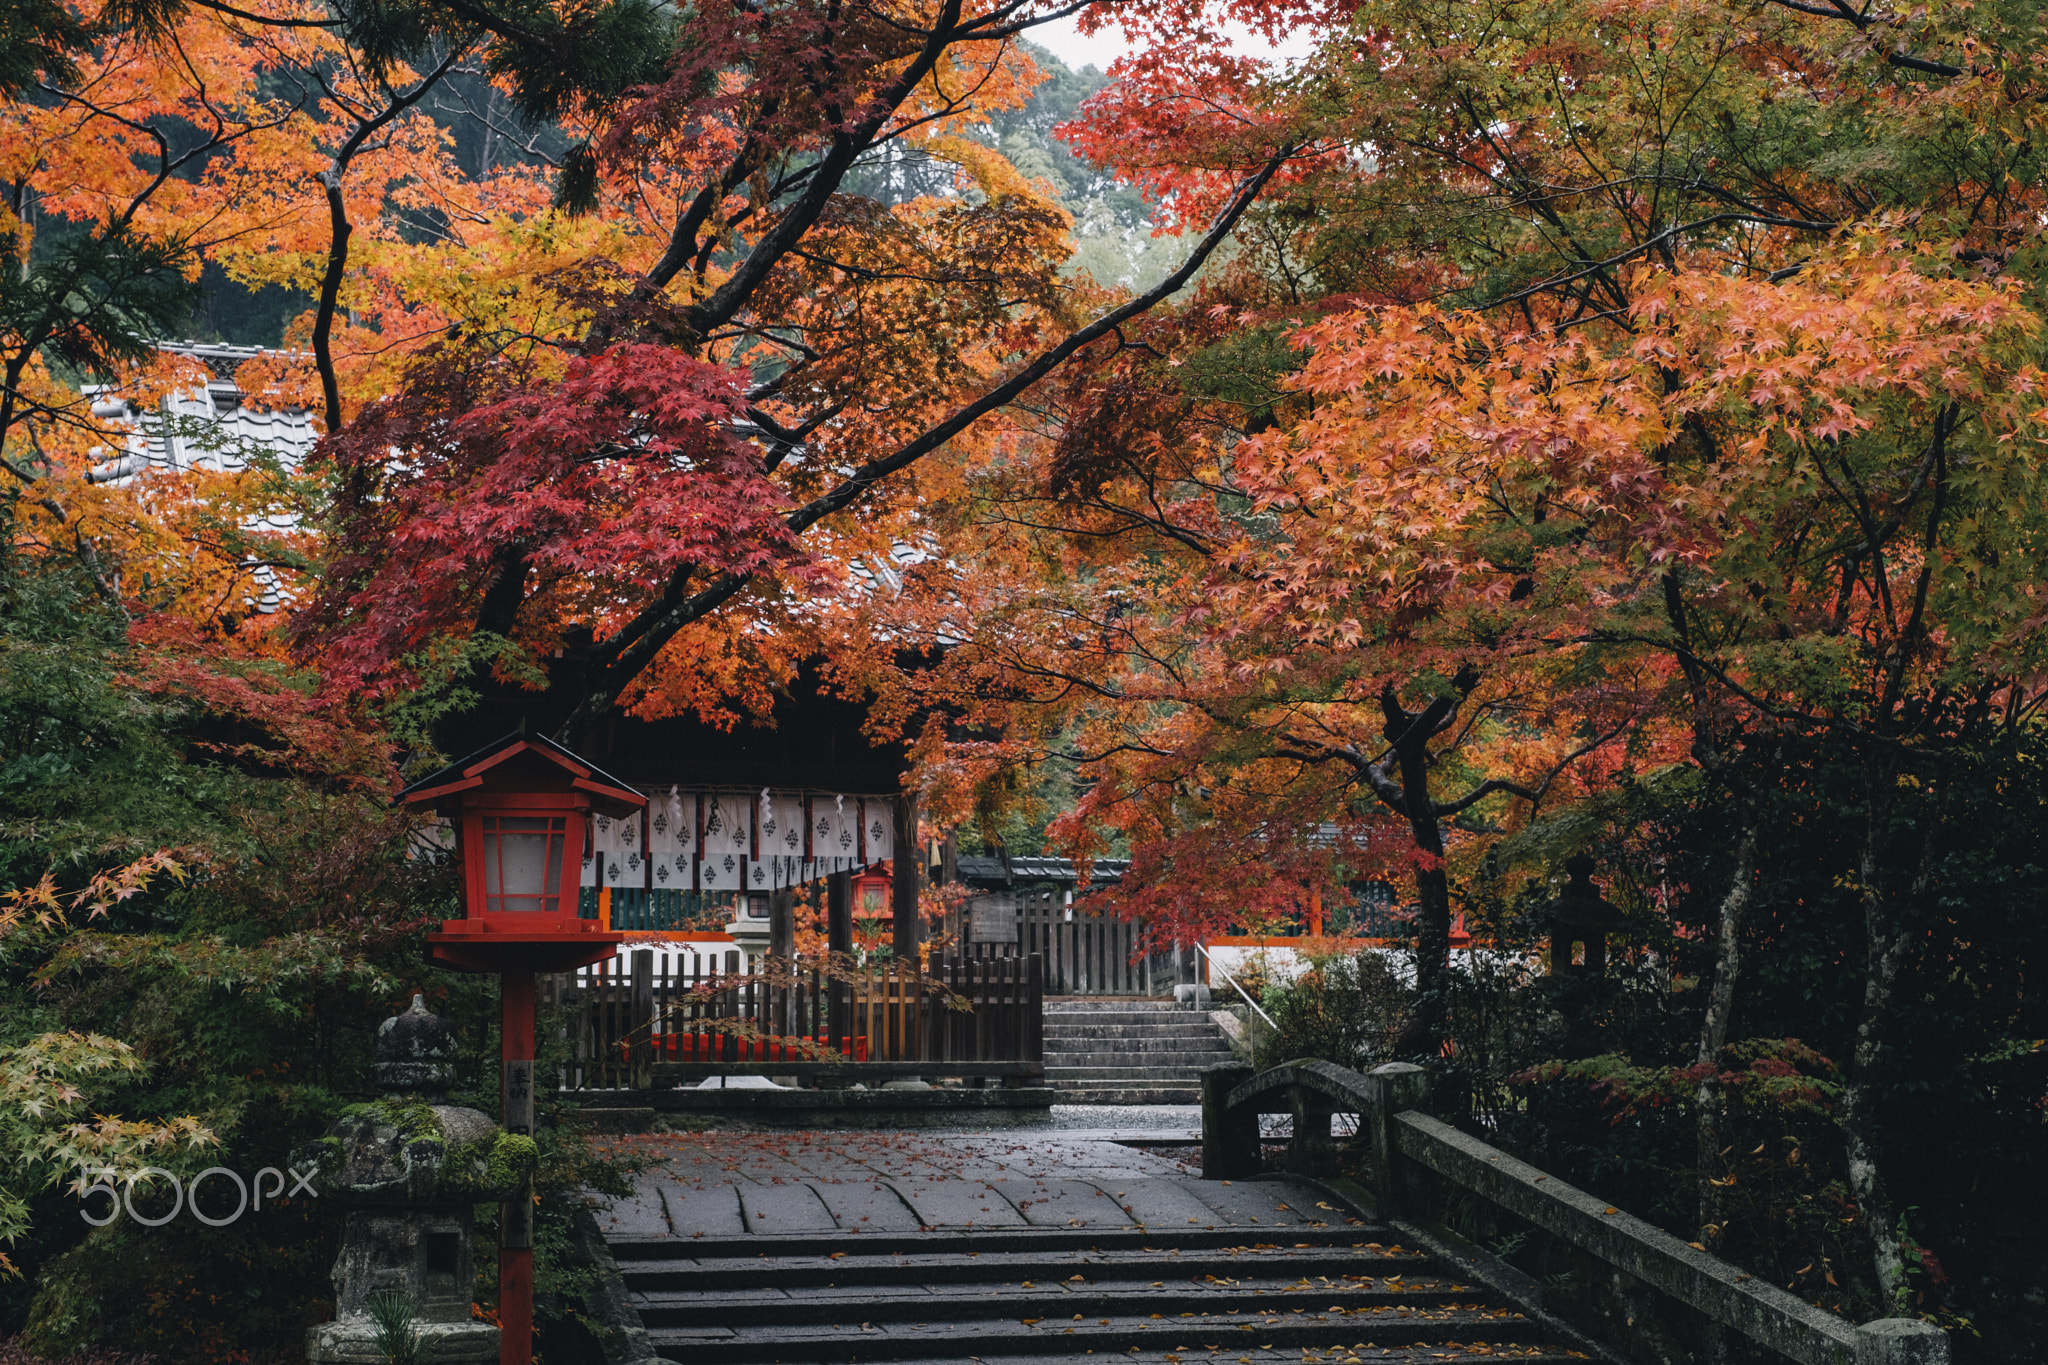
[595,1128,1359,1239]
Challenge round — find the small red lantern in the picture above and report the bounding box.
[852,865,893,923]
[398,731,642,973]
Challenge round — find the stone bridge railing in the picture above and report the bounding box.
[1201,1059,1946,1365]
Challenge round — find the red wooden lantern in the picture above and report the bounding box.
[852,865,893,922]
[397,732,641,973]
[394,731,641,1365]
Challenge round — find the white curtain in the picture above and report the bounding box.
[589,791,901,891]
[699,845,742,891]
[762,792,806,859]
[811,795,856,863]
[859,797,895,862]
[704,792,750,857]
[594,809,643,888]
[646,789,695,890]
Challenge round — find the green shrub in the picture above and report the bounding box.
[1254,949,1411,1072]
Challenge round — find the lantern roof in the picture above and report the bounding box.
[395,730,646,817]
[1541,853,1624,932]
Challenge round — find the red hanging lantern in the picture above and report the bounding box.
[398,732,641,973]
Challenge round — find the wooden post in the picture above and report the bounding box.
[1026,953,1044,1065]
[970,958,987,1067]
[769,887,794,959]
[768,888,792,1042]
[499,970,536,1365]
[1201,1063,1258,1180]
[828,871,853,1049]
[892,793,920,964]
[828,870,853,954]
[628,949,654,1090]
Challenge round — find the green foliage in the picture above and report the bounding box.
[0,550,467,1356]
[0,0,88,97]
[1176,325,1302,434]
[484,1133,537,1190]
[366,1290,431,1365]
[0,1339,153,1365]
[983,43,1164,290]
[481,0,676,124]
[3,225,200,382]
[1507,1040,1879,1318]
[1253,950,1411,1072]
[0,1031,214,1271]
[1439,718,2048,1349]
[337,1101,442,1144]
[20,1187,335,1360]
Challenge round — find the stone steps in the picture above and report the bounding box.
[1052,1086,1203,1104]
[615,1221,1573,1363]
[1047,1065,1225,1082]
[1042,1022,1229,1038]
[1043,1043,1238,1062]
[1039,1000,1240,1105]
[1044,1004,1192,1015]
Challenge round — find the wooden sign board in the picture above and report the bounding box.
[967,892,1017,944]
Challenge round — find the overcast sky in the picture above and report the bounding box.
[1027,12,1319,74]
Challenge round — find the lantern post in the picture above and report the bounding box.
[396,733,640,1365]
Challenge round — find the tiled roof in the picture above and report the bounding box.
[82,342,316,612]
[86,341,316,485]
[955,854,1131,886]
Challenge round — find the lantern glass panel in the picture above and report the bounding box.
[482,815,565,913]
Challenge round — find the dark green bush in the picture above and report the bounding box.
[1254,949,1411,1072]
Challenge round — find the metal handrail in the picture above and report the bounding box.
[1194,943,1277,1029]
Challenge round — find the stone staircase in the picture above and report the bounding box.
[1043,999,1238,1104]
[615,1195,1579,1364]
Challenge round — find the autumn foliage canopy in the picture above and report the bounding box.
[4,0,2048,1343]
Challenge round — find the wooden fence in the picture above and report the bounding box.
[550,952,1043,1091]
[961,887,1179,995]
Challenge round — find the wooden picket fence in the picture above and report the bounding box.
[550,952,1043,1091]
[961,887,1177,995]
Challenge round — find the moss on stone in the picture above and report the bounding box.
[485,1133,538,1188]
[338,1100,444,1144]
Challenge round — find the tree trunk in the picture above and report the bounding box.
[1839,765,1942,1306]
[1369,670,1479,1061]
[1694,817,1758,1253]
[1393,732,1452,1053]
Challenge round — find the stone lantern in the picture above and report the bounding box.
[304,996,520,1365]
[1541,853,1624,975]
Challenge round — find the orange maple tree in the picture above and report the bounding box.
[849,0,2048,1300]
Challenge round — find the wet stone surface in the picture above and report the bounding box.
[586,1123,1581,1364]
